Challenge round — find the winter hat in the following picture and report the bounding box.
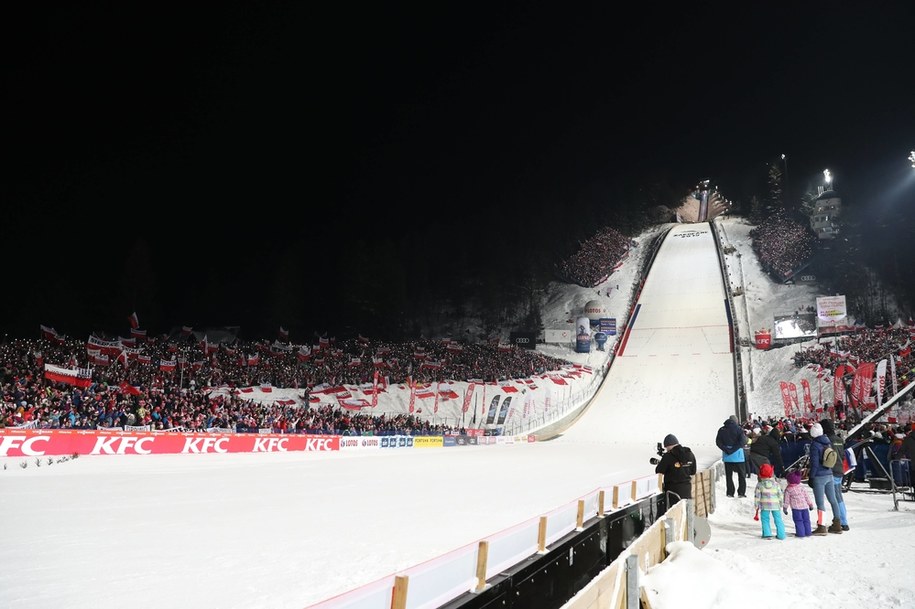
[663,434,679,448]
[759,463,774,479]
[786,470,802,485]
[810,423,824,438]
[820,418,835,436]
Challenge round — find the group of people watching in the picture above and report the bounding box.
[749,209,816,282]
[0,334,570,434]
[793,325,914,372]
[718,414,915,537]
[557,226,632,288]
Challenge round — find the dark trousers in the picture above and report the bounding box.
[791,508,812,537]
[665,481,692,504]
[724,461,746,496]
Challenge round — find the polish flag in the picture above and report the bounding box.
[118,380,142,396]
[130,328,147,339]
[44,364,93,388]
[181,325,193,337]
[128,312,140,329]
[159,358,176,372]
[278,326,289,340]
[40,325,59,340]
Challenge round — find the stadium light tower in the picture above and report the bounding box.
[909,150,915,169]
[823,168,832,187]
[781,153,789,204]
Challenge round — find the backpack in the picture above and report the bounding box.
[822,445,838,468]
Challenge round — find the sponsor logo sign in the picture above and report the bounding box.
[0,429,339,457]
[412,436,444,448]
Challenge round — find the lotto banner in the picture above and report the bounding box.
[0,429,340,457]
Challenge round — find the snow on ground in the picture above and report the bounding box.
[2,216,914,609]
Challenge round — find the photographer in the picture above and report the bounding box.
[651,434,696,506]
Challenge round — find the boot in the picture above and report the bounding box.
[828,518,843,534]
[812,524,828,536]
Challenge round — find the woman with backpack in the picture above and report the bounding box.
[808,422,843,535]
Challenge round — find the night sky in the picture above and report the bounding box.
[6,3,914,339]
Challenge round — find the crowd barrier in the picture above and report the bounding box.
[0,428,538,458]
[310,473,668,609]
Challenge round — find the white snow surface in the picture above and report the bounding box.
[2,216,913,609]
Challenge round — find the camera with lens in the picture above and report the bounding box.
[649,442,664,465]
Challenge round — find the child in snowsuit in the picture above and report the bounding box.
[782,469,815,537]
[754,463,785,539]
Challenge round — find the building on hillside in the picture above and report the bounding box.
[810,189,842,239]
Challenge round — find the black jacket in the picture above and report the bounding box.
[655,444,697,488]
[716,418,746,456]
[748,428,785,473]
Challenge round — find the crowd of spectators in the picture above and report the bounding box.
[749,209,816,282]
[0,334,568,435]
[557,227,632,287]
[792,326,913,372]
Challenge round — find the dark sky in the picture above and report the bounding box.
[5,3,914,339]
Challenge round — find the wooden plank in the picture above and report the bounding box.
[391,575,409,609]
[538,516,547,553]
[474,541,489,592]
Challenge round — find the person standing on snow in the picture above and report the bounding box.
[716,415,747,497]
[651,433,696,506]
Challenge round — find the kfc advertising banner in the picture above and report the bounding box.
[0,429,340,457]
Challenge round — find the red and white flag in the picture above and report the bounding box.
[44,363,93,388]
[278,326,289,340]
[40,324,59,340]
[128,312,140,329]
[87,335,123,355]
[247,354,260,367]
[801,379,814,412]
[159,358,176,372]
[372,370,380,407]
[181,325,193,337]
[130,328,147,339]
[118,380,142,396]
[462,383,476,413]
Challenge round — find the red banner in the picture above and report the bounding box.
[851,362,875,407]
[834,364,846,406]
[779,381,792,417]
[0,429,340,457]
[462,383,475,413]
[788,382,799,413]
[801,379,813,412]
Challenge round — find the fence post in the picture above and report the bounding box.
[598,490,605,517]
[686,499,695,543]
[625,554,639,609]
[474,541,489,592]
[663,518,673,559]
[392,575,409,609]
[576,500,585,530]
[538,516,548,553]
